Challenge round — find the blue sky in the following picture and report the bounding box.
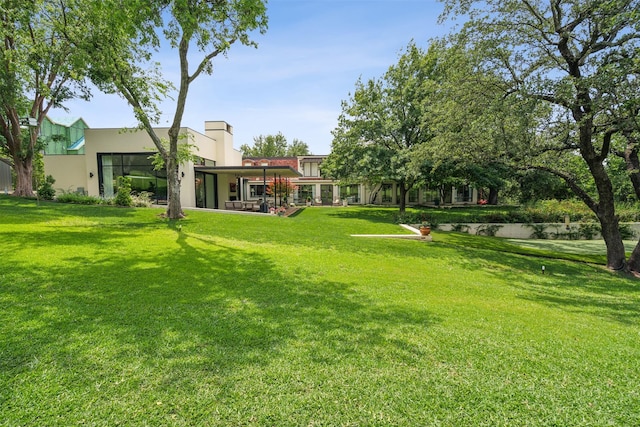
[53,0,454,154]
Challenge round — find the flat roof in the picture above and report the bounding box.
[194,165,302,178]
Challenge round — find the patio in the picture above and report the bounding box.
[194,164,302,212]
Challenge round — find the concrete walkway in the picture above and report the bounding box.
[351,224,432,241]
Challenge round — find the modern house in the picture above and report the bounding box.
[242,155,479,207]
[43,120,300,209]
[0,116,88,193]
[42,119,476,209]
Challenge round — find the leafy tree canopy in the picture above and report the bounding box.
[439,0,640,272]
[0,0,91,196]
[240,133,311,157]
[323,41,437,213]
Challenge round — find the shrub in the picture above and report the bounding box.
[579,223,600,240]
[520,200,595,223]
[56,192,103,205]
[525,223,549,239]
[450,223,470,233]
[393,212,421,225]
[114,176,133,207]
[476,224,503,236]
[393,211,439,229]
[37,175,56,200]
[563,226,581,240]
[426,215,440,230]
[131,191,153,208]
[617,203,640,222]
[619,223,636,240]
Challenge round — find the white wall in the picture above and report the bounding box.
[46,124,240,207]
[436,223,640,239]
[83,127,172,197]
[205,121,242,166]
[44,155,87,194]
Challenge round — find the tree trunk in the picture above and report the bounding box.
[165,155,184,219]
[627,240,640,274]
[488,187,499,205]
[622,143,640,201]
[438,186,446,206]
[585,154,627,271]
[598,209,627,271]
[398,182,407,213]
[13,157,33,197]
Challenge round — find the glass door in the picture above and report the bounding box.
[321,184,333,205]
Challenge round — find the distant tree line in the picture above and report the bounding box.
[240,133,311,157]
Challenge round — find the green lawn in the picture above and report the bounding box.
[1,196,639,426]
[506,238,639,256]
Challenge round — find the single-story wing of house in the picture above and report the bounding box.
[44,120,300,210]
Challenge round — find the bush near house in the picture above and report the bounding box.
[56,192,104,204]
[37,175,56,200]
[114,176,133,207]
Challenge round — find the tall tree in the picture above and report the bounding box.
[418,38,538,207]
[603,55,640,200]
[0,1,89,197]
[287,138,311,156]
[68,0,267,219]
[240,133,311,157]
[441,0,640,273]
[323,42,434,213]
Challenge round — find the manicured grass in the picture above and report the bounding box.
[1,196,640,425]
[506,238,639,256]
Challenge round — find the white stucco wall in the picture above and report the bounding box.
[44,155,87,194]
[205,121,242,166]
[436,223,640,239]
[82,127,172,198]
[44,123,242,208]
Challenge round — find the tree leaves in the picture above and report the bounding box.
[324,42,434,207]
[240,133,311,157]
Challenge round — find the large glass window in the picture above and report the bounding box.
[408,187,419,203]
[98,153,167,201]
[195,172,205,208]
[320,184,333,204]
[249,184,267,197]
[424,187,439,205]
[381,184,393,203]
[456,185,473,202]
[339,184,360,203]
[297,184,314,202]
[195,172,217,209]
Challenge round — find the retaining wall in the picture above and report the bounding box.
[417,223,640,240]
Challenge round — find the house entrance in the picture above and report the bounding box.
[320,184,333,205]
[195,171,217,209]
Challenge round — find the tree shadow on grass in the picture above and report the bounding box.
[0,196,151,226]
[0,223,440,423]
[434,232,640,326]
